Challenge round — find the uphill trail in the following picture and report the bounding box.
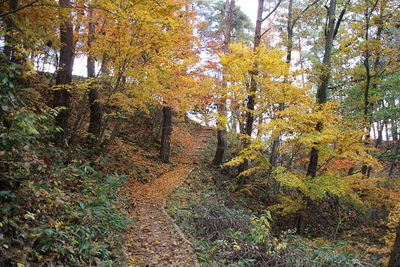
[122,124,214,266]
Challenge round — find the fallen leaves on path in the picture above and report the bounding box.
[120,123,214,266]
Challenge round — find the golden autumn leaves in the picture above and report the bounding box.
[218,43,381,213]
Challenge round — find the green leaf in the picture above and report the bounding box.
[0,190,15,197]
[78,201,85,210]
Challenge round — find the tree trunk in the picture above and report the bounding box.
[87,7,102,148]
[237,0,264,184]
[389,223,400,267]
[67,91,89,145]
[305,0,337,179]
[361,5,383,177]
[213,120,227,165]
[269,134,281,176]
[269,0,295,175]
[87,5,96,79]
[389,129,399,178]
[102,116,124,147]
[213,0,235,166]
[53,0,74,145]
[269,0,321,177]
[88,87,102,141]
[3,0,19,61]
[160,106,172,163]
[301,0,345,236]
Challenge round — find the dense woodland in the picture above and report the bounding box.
[1,0,400,266]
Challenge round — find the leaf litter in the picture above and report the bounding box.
[119,123,214,266]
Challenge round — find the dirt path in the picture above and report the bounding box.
[123,125,214,266]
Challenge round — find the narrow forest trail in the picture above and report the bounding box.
[122,124,214,266]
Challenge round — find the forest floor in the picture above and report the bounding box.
[118,123,214,266]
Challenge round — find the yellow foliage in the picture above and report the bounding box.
[273,167,308,193]
[110,92,150,116]
[269,194,306,215]
[81,0,202,117]
[221,42,384,214]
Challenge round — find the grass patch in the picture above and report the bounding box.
[166,165,381,266]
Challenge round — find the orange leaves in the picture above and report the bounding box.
[329,158,356,171]
[170,125,194,154]
[120,125,208,266]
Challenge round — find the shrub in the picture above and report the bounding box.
[0,163,131,266]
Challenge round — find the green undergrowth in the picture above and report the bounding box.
[166,165,379,266]
[0,62,134,266]
[0,161,132,267]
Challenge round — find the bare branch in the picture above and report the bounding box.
[260,27,271,38]
[0,0,39,17]
[333,0,351,39]
[262,0,284,22]
[292,0,322,28]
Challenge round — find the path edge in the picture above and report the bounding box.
[161,168,201,267]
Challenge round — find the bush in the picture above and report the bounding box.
[166,165,379,267]
[0,163,131,266]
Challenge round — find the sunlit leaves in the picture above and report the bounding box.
[80,0,201,117]
[221,41,383,212]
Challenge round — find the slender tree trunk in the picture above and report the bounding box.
[286,0,294,63]
[375,121,384,149]
[389,128,399,178]
[88,87,102,140]
[269,0,295,176]
[3,0,19,61]
[236,0,264,185]
[87,6,102,147]
[269,136,281,171]
[160,106,172,163]
[305,0,337,179]
[270,0,321,177]
[361,5,383,177]
[87,5,96,79]
[102,116,124,147]
[247,0,264,127]
[389,223,400,267]
[67,91,89,144]
[213,0,235,166]
[213,122,227,165]
[300,0,344,236]
[54,0,74,145]
[237,0,285,183]
[361,45,372,176]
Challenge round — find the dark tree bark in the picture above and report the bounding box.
[307,1,348,173]
[389,223,400,267]
[237,0,284,183]
[299,0,338,234]
[236,0,265,185]
[87,6,96,79]
[213,0,235,166]
[305,0,340,180]
[269,0,321,176]
[213,123,227,165]
[299,0,348,236]
[53,0,74,144]
[361,1,383,177]
[160,106,172,163]
[0,0,38,17]
[3,0,19,61]
[87,7,102,147]
[88,87,102,141]
[389,130,399,178]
